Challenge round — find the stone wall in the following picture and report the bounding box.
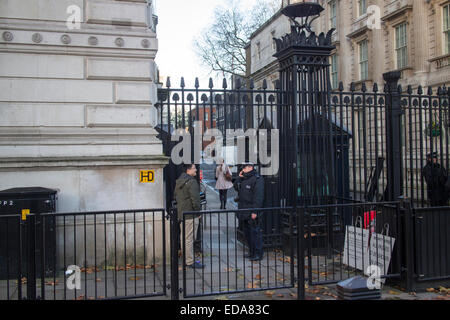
[0,0,169,264]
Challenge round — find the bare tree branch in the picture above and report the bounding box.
[194,0,280,78]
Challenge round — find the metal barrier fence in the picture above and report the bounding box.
[0,209,167,300]
[180,207,296,298]
[413,206,450,282]
[0,214,22,300]
[1,203,448,300]
[301,201,403,286]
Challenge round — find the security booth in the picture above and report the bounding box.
[0,187,57,280]
[280,114,353,255]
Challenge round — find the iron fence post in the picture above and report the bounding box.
[297,207,305,300]
[26,214,36,300]
[383,71,403,201]
[169,208,180,300]
[400,196,415,291]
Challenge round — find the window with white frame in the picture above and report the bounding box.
[358,0,367,16]
[331,54,339,89]
[395,23,408,69]
[359,40,368,80]
[330,0,337,29]
[444,4,450,54]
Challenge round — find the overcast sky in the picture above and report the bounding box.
[154,0,256,89]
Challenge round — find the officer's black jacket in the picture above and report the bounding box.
[421,161,448,203]
[235,169,264,220]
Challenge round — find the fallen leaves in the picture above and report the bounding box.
[101,264,157,272]
[388,290,401,295]
[304,233,317,238]
[438,286,450,294]
[426,287,450,295]
[322,291,338,299]
[80,267,100,274]
[45,280,59,286]
[265,290,275,298]
[277,257,295,264]
[432,296,450,300]
[246,282,260,289]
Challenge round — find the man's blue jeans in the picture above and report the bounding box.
[242,219,263,258]
[250,224,263,258]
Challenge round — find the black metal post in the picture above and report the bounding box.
[169,208,180,300]
[401,196,415,291]
[297,207,305,300]
[26,214,36,300]
[383,71,403,201]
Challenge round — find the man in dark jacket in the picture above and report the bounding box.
[174,164,204,269]
[421,152,449,206]
[235,163,265,261]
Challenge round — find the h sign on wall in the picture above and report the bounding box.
[140,170,155,183]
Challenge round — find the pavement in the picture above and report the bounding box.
[191,179,450,301]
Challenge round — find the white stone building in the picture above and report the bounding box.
[0,0,168,265]
[0,0,167,212]
[246,0,450,204]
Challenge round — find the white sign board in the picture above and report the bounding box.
[343,226,370,271]
[343,224,396,283]
[364,232,396,283]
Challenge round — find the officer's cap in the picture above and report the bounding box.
[427,152,438,159]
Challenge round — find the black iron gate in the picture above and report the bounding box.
[155,1,449,299]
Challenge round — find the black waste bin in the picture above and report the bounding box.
[0,187,57,280]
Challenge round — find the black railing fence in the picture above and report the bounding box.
[298,201,402,286]
[180,207,296,299]
[158,78,450,211]
[329,84,450,207]
[413,206,450,282]
[0,209,167,300]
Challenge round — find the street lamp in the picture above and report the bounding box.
[281,1,324,33]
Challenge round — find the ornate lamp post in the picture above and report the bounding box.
[281,1,324,33]
[273,1,336,300]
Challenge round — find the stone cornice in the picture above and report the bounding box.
[0,24,157,58]
[0,155,170,170]
[381,5,413,22]
[0,20,157,38]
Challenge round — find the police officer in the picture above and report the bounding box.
[421,152,449,206]
[235,162,265,261]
